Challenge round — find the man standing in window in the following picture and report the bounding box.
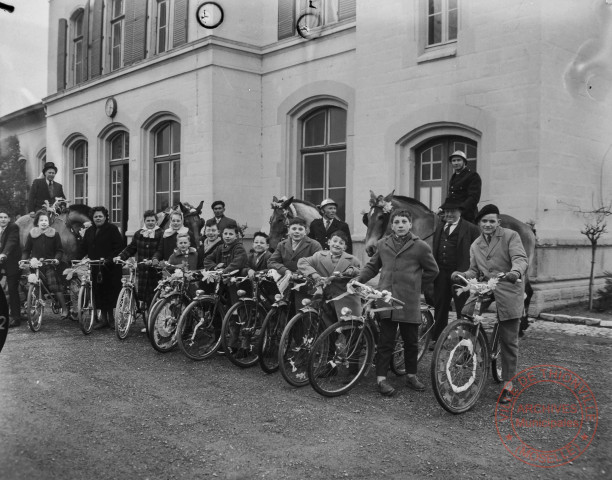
[446,151,481,224]
[28,162,66,217]
[308,198,352,254]
[206,200,237,234]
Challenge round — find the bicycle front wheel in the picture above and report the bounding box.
[26,284,43,332]
[115,287,135,340]
[221,300,267,368]
[78,285,96,335]
[309,320,374,397]
[279,310,325,387]
[390,329,405,376]
[257,305,289,374]
[177,297,224,360]
[149,294,185,353]
[430,319,489,414]
[490,322,503,383]
[417,309,434,363]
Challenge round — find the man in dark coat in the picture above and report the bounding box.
[446,151,481,223]
[205,200,237,234]
[0,211,23,327]
[308,198,353,254]
[431,200,480,347]
[28,162,66,216]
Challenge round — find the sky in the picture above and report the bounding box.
[0,0,49,117]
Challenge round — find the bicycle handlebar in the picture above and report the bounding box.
[19,258,59,269]
[346,280,405,305]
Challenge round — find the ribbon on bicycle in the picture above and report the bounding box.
[445,338,478,393]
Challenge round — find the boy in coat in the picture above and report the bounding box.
[357,209,438,396]
[452,204,528,404]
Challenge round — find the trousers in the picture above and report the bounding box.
[376,320,419,376]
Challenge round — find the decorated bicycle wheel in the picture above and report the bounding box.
[177,297,224,360]
[221,300,267,368]
[430,319,489,414]
[309,320,374,397]
[149,294,184,353]
[26,284,44,332]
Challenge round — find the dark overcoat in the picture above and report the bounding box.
[268,237,322,275]
[447,168,482,222]
[80,222,125,310]
[28,178,66,212]
[308,218,353,254]
[203,240,248,274]
[119,227,163,305]
[241,250,272,275]
[0,222,22,277]
[459,227,528,321]
[23,227,65,293]
[357,233,439,324]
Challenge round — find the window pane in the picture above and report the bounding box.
[431,186,442,211]
[421,163,431,181]
[428,14,441,45]
[449,0,457,10]
[75,14,83,36]
[328,151,346,188]
[432,162,441,180]
[303,154,325,189]
[156,125,170,156]
[172,160,180,191]
[156,194,169,212]
[428,0,441,15]
[74,142,86,168]
[111,135,123,160]
[113,0,123,18]
[74,174,84,199]
[448,9,458,40]
[156,162,170,192]
[304,189,324,207]
[420,187,430,209]
[328,108,347,144]
[124,134,129,157]
[158,0,168,53]
[328,187,346,219]
[303,111,326,147]
[171,123,181,153]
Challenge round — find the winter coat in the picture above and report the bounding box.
[23,227,63,261]
[168,247,199,271]
[241,250,272,276]
[154,226,196,261]
[447,168,482,223]
[268,237,322,275]
[203,239,248,274]
[459,227,528,321]
[357,233,439,324]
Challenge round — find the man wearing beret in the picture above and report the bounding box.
[431,199,480,349]
[308,198,353,254]
[446,151,481,223]
[205,200,237,233]
[28,162,66,217]
[452,204,528,404]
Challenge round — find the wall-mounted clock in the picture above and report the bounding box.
[196,2,224,29]
[105,97,117,118]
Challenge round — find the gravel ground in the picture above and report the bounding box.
[0,316,610,480]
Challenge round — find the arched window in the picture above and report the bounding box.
[109,131,129,233]
[415,137,477,210]
[300,106,347,219]
[153,121,180,212]
[71,140,88,204]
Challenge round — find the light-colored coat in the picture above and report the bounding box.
[298,250,361,317]
[459,226,528,321]
[268,236,322,275]
[358,233,439,324]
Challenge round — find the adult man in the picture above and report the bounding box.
[0,211,23,327]
[205,200,237,233]
[446,151,481,223]
[431,200,480,348]
[452,204,528,404]
[28,162,66,217]
[308,198,353,254]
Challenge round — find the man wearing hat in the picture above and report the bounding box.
[308,198,353,254]
[430,199,480,348]
[452,204,528,404]
[28,162,66,217]
[446,151,481,223]
[205,200,237,234]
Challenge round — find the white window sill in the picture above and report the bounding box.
[417,44,457,64]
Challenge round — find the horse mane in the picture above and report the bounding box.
[68,203,93,218]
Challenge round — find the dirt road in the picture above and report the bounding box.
[0,317,609,479]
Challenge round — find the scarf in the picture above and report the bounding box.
[140,225,160,238]
[29,227,57,239]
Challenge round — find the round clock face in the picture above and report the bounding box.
[196,2,224,29]
[105,98,117,118]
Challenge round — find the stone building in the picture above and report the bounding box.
[5,0,612,312]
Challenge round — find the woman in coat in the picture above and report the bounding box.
[80,206,125,329]
[115,210,162,309]
[23,211,69,318]
[357,209,439,397]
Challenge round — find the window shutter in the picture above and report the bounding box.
[338,0,356,21]
[82,1,90,80]
[278,0,295,40]
[173,0,188,47]
[90,0,104,78]
[124,0,148,65]
[57,18,68,91]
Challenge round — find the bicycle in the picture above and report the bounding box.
[220,271,273,368]
[430,274,519,414]
[276,273,350,386]
[19,258,67,332]
[114,258,149,340]
[73,258,106,335]
[307,281,407,397]
[148,266,199,353]
[175,269,238,361]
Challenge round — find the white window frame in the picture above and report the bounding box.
[72,140,89,205]
[110,0,125,71]
[426,0,458,48]
[149,0,176,56]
